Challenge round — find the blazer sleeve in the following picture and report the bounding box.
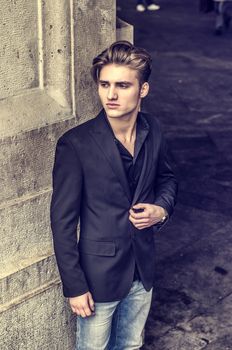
[50,134,89,297]
[153,131,178,218]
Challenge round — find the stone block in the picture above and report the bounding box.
[0,255,58,308]
[116,17,134,42]
[0,0,39,99]
[0,282,75,350]
[0,110,76,203]
[0,191,53,278]
[42,0,72,108]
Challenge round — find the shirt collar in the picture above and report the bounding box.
[102,110,149,162]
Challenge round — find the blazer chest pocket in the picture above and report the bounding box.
[79,239,116,257]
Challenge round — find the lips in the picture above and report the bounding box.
[106,103,120,108]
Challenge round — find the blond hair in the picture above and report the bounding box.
[91,41,152,85]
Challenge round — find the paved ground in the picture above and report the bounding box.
[117,1,232,349]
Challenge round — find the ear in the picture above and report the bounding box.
[140,82,149,98]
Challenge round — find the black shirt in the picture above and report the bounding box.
[105,114,149,281]
[105,113,149,197]
[114,132,145,198]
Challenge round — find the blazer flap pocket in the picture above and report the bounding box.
[79,239,116,256]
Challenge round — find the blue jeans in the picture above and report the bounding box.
[76,280,153,350]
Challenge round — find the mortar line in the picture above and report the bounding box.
[0,187,52,210]
[0,278,61,314]
[0,253,55,280]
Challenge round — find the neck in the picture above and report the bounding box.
[106,111,139,143]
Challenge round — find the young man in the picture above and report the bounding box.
[51,41,177,349]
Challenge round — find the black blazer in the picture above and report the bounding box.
[50,110,177,302]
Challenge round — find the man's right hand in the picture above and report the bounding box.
[69,292,95,317]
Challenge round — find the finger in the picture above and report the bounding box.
[136,224,149,230]
[80,308,88,318]
[84,306,92,317]
[71,306,81,316]
[135,225,147,230]
[129,214,153,228]
[129,217,139,229]
[71,306,76,313]
[133,218,150,224]
[129,215,135,223]
[70,302,79,313]
[88,294,95,312]
[84,305,94,316]
[129,210,149,219]
[82,299,93,316]
[136,222,149,227]
[132,203,148,209]
[129,216,149,228]
[75,309,81,316]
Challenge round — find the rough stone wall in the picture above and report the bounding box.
[0,0,39,99]
[116,17,134,42]
[0,0,133,349]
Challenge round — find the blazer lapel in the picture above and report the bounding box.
[89,110,132,203]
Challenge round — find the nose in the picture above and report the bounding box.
[107,86,117,100]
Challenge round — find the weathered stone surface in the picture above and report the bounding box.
[73,0,116,123]
[154,204,229,262]
[0,90,73,139]
[178,294,232,347]
[0,255,58,307]
[116,17,134,42]
[0,191,54,279]
[0,0,39,99]
[0,283,76,350]
[43,0,72,108]
[0,115,76,203]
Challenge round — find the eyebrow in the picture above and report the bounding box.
[99,80,132,85]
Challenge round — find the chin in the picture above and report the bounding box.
[106,108,133,118]
[105,110,123,118]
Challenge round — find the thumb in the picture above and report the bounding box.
[132,203,148,211]
[133,203,147,209]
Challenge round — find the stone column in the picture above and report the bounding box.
[0,0,133,348]
[0,1,116,349]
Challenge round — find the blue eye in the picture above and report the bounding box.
[99,82,108,88]
[119,84,128,89]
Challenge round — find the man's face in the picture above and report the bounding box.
[98,64,149,120]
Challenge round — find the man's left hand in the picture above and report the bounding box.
[129,203,167,230]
